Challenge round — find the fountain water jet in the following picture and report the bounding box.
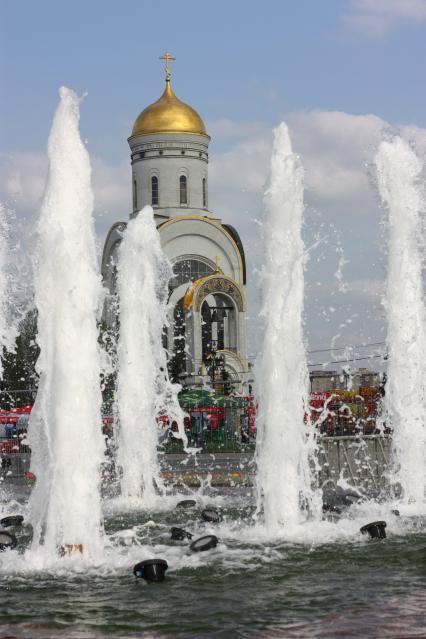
[28,87,105,562]
[255,123,319,535]
[116,206,186,505]
[375,137,426,506]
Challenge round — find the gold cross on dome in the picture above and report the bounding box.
[214,256,221,272]
[159,51,176,82]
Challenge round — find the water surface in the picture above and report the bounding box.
[1,491,425,638]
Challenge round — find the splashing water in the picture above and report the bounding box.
[116,206,186,506]
[375,137,426,506]
[28,87,105,562]
[0,204,17,377]
[255,123,319,535]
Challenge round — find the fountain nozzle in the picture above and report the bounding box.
[133,559,168,582]
[360,521,387,539]
[0,531,17,551]
[170,527,193,540]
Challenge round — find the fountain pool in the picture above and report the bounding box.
[0,489,425,638]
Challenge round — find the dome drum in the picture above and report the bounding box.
[130,135,209,166]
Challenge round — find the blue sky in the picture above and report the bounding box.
[1,0,426,362]
[1,0,425,156]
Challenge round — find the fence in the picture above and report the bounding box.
[310,391,384,437]
[317,435,391,491]
[1,433,393,491]
[170,405,255,452]
[0,439,31,479]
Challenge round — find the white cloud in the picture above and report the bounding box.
[0,152,47,220]
[3,110,424,244]
[209,110,392,235]
[286,111,388,217]
[208,133,271,246]
[207,118,268,143]
[0,151,130,241]
[401,124,426,158]
[1,110,425,356]
[0,110,398,233]
[90,157,130,235]
[343,0,426,38]
[209,109,426,235]
[210,136,271,194]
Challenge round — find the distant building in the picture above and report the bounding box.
[309,367,380,393]
[309,370,341,393]
[352,368,380,391]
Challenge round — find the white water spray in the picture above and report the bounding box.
[255,123,319,535]
[0,204,17,378]
[375,136,426,505]
[116,206,186,505]
[28,87,105,561]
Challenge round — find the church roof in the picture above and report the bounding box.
[131,80,207,138]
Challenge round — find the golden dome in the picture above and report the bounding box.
[131,80,207,137]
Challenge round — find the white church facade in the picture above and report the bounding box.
[102,54,250,395]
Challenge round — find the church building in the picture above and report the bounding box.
[102,53,250,395]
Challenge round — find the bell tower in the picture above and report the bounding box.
[128,51,210,223]
[102,54,250,394]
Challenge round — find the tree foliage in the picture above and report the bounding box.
[0,308,39,407]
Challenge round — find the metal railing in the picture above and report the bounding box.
[167,406,255,452]
[0,437,31,479]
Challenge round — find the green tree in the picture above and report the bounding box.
[0,309,39,407]
[98,320,117,414]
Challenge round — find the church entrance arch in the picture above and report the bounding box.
[201,293,237,362]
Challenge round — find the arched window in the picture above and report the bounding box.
[151,176,159,206]
[202,178,207,208]
[179,175,187,205]
[133,179,137,210]
[170,259,214,289]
